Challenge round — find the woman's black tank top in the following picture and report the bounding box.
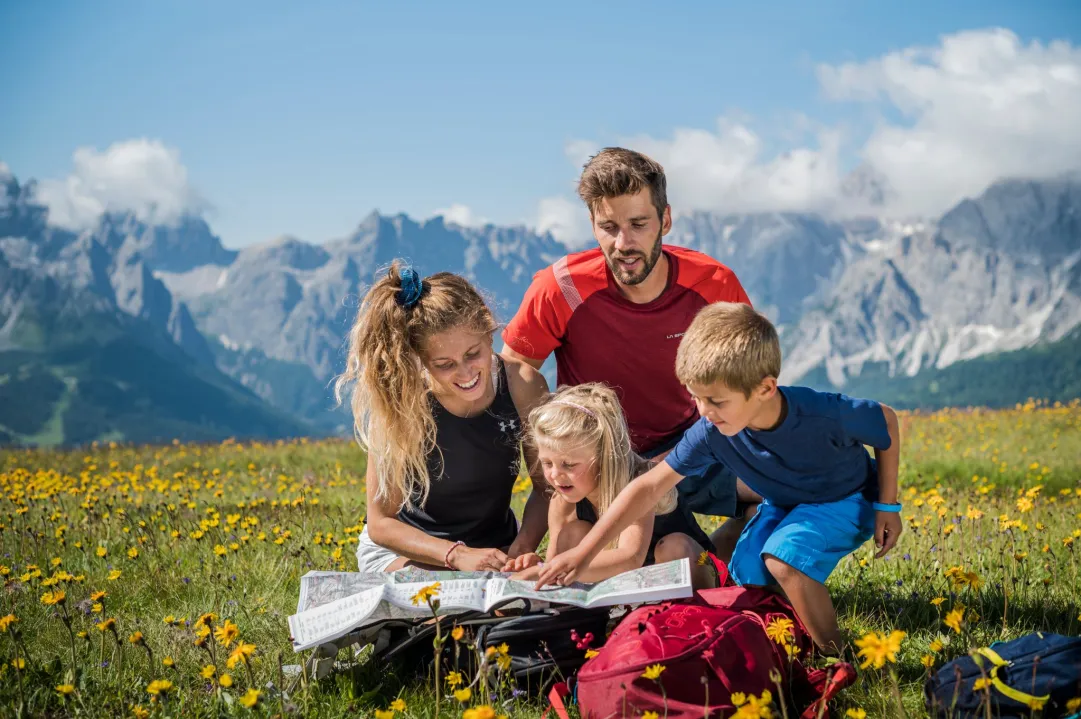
[396,356,521,549]
[575,492,711,565]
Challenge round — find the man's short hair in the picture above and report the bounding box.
[676,302,782,397]
[577,147,668,221]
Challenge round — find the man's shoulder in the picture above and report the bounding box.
[524,247,609,306]
[666,245,745,298]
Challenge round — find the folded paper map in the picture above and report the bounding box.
[287,558,692,652]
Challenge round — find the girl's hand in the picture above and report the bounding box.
[534,548,585,589]
[450,546,508,572]
[502,553,541,572]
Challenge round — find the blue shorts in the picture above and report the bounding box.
[729,492,875,586]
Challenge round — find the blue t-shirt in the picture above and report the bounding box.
[665,386,891,508]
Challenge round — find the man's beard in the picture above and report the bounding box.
[605,231,664,286]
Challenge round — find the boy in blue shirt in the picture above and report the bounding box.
[535,302,903,653]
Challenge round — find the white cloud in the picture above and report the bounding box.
[35,139,202,230]
[819,28,1081,217]
[534,195,593,248]
[627,122,845,216]
[556,29,1081,221]
[432,203,489,228]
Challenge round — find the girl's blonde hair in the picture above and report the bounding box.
[334,261,498,512]
[527,383,677,526]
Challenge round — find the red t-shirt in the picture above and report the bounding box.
[502,245,751,453]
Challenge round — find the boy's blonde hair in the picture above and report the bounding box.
[676,302,781,397]
[527,383,677,533]
[334,261,498,512]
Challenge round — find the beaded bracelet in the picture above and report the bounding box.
[444,541,465,569]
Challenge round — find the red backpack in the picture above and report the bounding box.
[570,585,856,719]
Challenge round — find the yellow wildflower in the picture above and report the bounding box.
[641,663,666,680]
[56,684,76,695]
[219,674,234,687]
[146,679,174,696]
[765,617,794,645]
[944,607,965,634]
[214,619,239,647]
[411,582,441,606]
[239,688,260,708]
[41,590,66,606]
[227,641,256,669]
[854,630,905,670]
[454,687,472,702]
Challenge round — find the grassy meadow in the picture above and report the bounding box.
[1,399,1080,718]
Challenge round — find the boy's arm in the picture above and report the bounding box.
[873,403,902,558]
[534,461,685,588]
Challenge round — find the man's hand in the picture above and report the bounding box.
[450,546,509,571]
[533,548,585,589]
[874,511,903,559]
[510,565,543,581]
[502,552,541,572]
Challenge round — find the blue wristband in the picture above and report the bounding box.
[873,502,902,513]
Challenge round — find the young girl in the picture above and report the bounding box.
[335,261,551,572]
[504,383,718,588]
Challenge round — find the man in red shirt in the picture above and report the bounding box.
[502,147,761,560]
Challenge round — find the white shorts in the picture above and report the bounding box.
[355,526,402,573]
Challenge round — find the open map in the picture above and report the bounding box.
[288,558,691,652]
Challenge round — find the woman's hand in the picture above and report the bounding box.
[502,552,541,572]
[449,545,509,572]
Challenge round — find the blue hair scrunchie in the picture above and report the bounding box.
[396,266,424,309]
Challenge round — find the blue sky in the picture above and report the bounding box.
[2,1,1080,248]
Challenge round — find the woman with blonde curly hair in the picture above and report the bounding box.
[336,261,550,572]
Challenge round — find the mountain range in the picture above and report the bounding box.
[1,162,1079,446]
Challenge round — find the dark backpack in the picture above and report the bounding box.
[376,603,612,696]
[924,633,1081,718]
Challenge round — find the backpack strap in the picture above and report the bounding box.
[800,661,858,719]
[541,681,572,719]
[971,647,1050,710]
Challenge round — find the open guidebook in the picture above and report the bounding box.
[287,558,692,652]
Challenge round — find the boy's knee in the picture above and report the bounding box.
[763,554,803,585]
[555,520,594,554]
[653,533,700,563]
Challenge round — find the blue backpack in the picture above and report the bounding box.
[925,632,1081,718]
